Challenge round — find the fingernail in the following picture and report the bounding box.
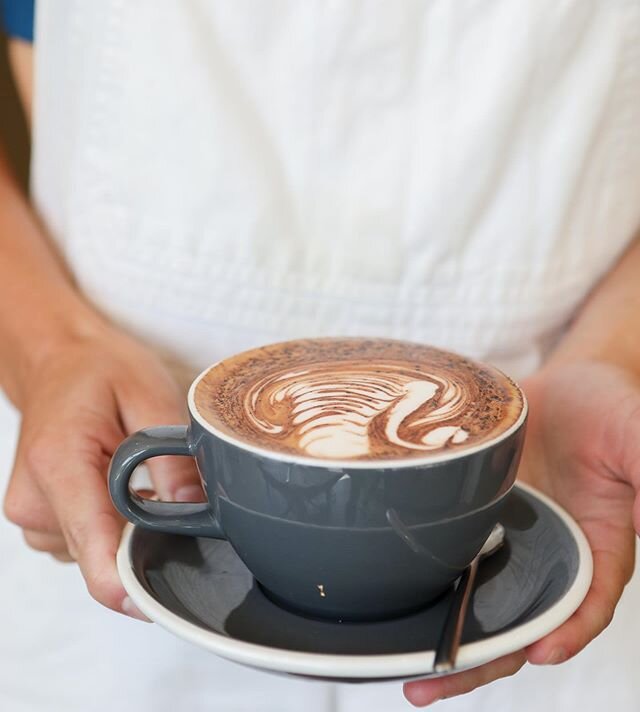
[544,648,567,665]
[174,485,205,502]
[121,596,151,623]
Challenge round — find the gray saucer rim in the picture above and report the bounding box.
[116,482,593,680]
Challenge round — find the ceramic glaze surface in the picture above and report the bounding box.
[109,406,525,620]
[121,485,589,681]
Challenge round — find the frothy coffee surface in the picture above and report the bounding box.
[193,339,524,462]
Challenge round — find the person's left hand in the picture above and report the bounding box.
[404,360,639,707]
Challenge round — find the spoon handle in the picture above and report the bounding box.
[433,555,480,674]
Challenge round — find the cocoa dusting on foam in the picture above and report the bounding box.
[194,339,523,461]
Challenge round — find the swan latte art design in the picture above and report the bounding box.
[244,365,471,459]
[194,338,524,462]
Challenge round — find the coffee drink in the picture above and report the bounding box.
[193,338,523,462]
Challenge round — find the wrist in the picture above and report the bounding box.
[543,330,640,380]
[0,295,111,409]
[543,237,640,378]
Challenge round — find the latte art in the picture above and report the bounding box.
[193,338,524,462]
[244,365,471,459]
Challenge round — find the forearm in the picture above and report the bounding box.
[545,235,640,374]
[0,148,106,408]
[7,39,33,123]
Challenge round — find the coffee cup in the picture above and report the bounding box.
[108,338,527,621]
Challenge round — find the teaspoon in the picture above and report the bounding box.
[433,523,506,674]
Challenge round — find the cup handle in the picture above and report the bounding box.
[108,425,224,538]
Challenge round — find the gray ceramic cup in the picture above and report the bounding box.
[108,358,527,622]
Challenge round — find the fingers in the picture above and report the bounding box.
[4,452,74,561]
[403,652,527,707]
[4,444,87,563]
[37,459,128,613]
[23,529,71,557]
[527,544,633,665]
[143,454,204,503]
[12,458,147,615]
[117,374,203,501]
[23,530,75,561]
[11,415,132,614]
[3,455,62,534]
[3,346,174,624]
[6,424,126,573]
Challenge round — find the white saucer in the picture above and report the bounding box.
[117,483,592,682]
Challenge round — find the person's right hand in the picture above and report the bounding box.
[2,325,204,618]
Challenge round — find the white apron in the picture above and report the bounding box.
[1,0,640,709]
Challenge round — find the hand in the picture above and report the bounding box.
[2,325,203,618]
[404,360,639,706]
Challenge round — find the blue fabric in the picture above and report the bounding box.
[0,0,35,42]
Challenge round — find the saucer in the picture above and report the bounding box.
[117,483,592,682]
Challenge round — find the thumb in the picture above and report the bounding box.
[116,375,204,502]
